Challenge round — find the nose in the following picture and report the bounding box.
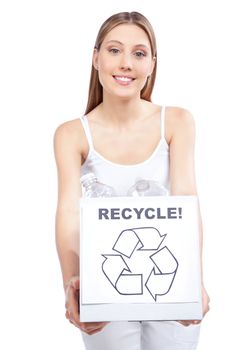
[119,53,133,71]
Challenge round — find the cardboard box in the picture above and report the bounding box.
[80,196,202,322]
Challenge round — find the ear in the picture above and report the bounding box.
[92,48,99,70]
[149,55,156,75]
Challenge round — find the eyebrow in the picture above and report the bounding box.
[105,40,150,50]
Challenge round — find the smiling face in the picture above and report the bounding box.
[93,24,155,100]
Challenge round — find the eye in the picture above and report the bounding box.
[134,51,147,58]
[108,48,120,54]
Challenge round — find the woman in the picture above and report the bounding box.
[54,11,210,350]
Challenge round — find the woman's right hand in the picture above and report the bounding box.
[65,276,109,335]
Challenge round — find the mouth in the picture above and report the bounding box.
[113,75,135,85]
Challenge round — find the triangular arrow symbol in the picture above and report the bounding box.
[133,227,166,251]
[145,268,177,301]
[102,255,131,287]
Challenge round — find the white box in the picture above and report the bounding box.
[80,196,202,322]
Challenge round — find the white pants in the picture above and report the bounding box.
[82,321,201,350]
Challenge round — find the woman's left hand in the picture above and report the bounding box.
[178,285,210,326]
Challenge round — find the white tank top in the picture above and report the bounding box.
[79,106,170,196]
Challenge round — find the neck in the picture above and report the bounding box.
[100,95,147,125]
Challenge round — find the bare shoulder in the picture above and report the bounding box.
[166,106,195,126]
[53,118,86,155]
[165,106,195,141]
[54,118,83,143]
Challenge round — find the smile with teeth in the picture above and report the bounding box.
[113,75,135,84]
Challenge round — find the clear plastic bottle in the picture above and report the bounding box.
[80,173,116,198]
[127,178,168,197]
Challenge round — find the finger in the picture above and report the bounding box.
[69,319,80,328]
[68,276,80,290]
[84,327,105,335]
[192,320,201,324]
[80,324,108,335]
[78,321,108,334]
[177,320,194,327]
[72,277,80,290]
[67,313,108,334]
[177,320,190,326]
[65,310,70,319]
[68,287,81,326]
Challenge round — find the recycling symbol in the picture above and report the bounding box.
[102,227,179,301]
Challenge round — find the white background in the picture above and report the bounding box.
[0,0,232,348]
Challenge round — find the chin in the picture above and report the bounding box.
[110,87,140,100]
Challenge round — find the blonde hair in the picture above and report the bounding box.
[85,12,157,115]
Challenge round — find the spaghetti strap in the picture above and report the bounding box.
[160,106,166,139]
[79,115,94,150]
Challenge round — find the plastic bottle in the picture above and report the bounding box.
[127,178,168,197]
[80,173,116,198]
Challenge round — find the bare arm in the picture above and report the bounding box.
[54,120,108,334]
[54,121,81,288]
[168,107,210,324]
